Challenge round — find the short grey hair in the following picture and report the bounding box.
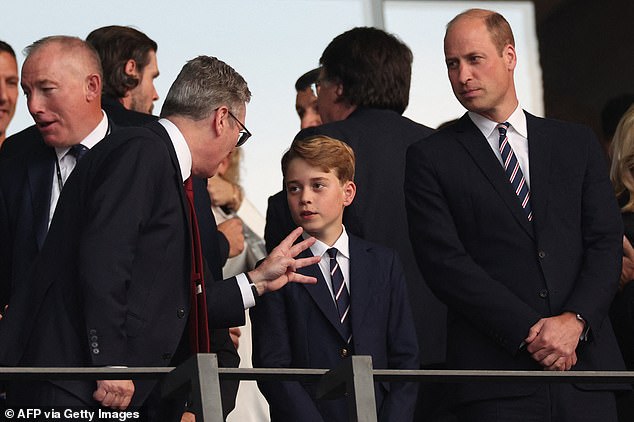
[24,35,103,79]
[160,55,251,121]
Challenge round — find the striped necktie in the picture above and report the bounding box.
[327,248,352,344]
[497,122,532,221]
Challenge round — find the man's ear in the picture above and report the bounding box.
[342,180,356,206]
[503,44,517,71]
[124,59,138,77]
[85,73,101,102]
[335,82,344,98]
[212,106,230,136]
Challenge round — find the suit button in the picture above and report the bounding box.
[177,308,185,318]
[163,353,172,361]
[92,348,100,355]
[89,329,97,335]
[538,250,546,259]
[91,342,98,348]
[340,347,350,358]
[90,336,98,342]
[539,289,548,298]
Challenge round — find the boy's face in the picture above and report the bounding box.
[285,157,355,246]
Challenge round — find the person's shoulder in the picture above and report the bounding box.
[1,125,46,157]
[349,233,398,261]
[89,124,171,166]
[526,111,594,137]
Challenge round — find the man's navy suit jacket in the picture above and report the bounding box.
[0,122,246,409]
[405,112,627,405]
[251,234,419,422]
[263,107,445,366]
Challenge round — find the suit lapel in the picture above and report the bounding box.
[454,114,534,238]
[299,249,350,341]
[28,144,56,250]
[525,112,551,230]
[348,236,376,338]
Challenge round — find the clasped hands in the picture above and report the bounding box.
[524,312,585,371]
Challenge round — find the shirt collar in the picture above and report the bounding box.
[55,111,109,160]
[159,117,192,182]
[468,105,527,139]
[306,225,350,259]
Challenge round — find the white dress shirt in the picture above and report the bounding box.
[308,226,351,303]
[469,105,531,186]
[48,111,109,228]
[158,118,256,309]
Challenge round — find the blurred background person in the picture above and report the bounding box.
[86,25,159,118]
[609,104,634,422]
[294,68,321,129]
[0,41,18,147]
[207,148,269,422]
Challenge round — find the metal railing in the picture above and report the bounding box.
[2,354,634,422]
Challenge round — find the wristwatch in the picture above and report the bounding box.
[576,313,589,341]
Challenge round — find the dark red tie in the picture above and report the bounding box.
[183,177,210,353]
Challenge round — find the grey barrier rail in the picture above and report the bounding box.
[2,354,634,422]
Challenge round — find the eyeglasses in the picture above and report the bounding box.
[310,82,319,97]
[228,110,252,147]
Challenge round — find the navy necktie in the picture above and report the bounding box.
[327,248,352,344]
[497,122,532,221]
[69,144,89,162]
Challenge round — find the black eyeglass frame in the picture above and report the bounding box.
[227,110,252,147]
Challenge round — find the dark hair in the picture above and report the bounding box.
[294,68,320,92]
[0,40,16,58]
[319,27,412,114]
[603,94,634,139]
[86,26,157,99]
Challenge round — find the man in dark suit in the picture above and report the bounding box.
[405,9,627,421]
[0,36,110,309]
[0,55,320,419]
[86,26,241,416]
[264,27,447,421]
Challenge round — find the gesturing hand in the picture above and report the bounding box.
[248,227,320,296]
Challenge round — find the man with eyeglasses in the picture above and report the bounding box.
[0,55,320,421]
[294,68,322,129]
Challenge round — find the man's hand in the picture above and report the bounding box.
[248,227,320,295]
[93,379,134,409]
[181,411,196,422]
[524,312,584,371]
[229,327,241,349]
[621,236,634,290]
[217,218,244,258]
[207,176,242,211]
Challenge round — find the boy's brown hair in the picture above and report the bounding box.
[282,135,355,183]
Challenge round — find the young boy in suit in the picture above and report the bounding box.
[251,135,419,422]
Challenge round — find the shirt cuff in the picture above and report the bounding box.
[236,273,256,309]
